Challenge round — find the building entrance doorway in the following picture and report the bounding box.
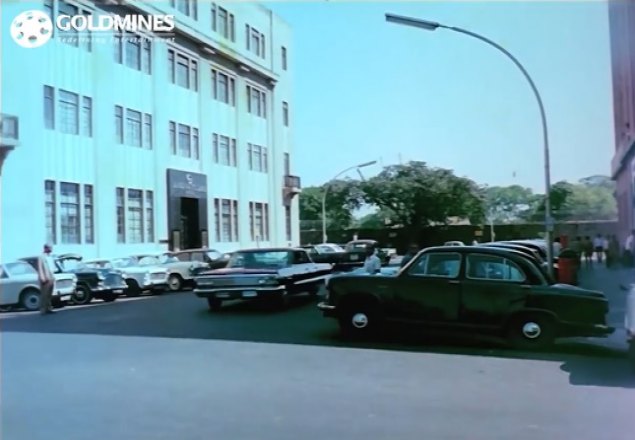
[180,197,201,249]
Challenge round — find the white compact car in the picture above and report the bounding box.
[0,261,76,311]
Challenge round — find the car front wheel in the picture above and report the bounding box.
[506,314,556,350]
[72,286,93,306]
[167,274,183,292]
[338,302,380,339]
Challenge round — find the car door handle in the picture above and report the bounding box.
[448,280,460,285]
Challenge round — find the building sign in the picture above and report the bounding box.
[167,169,207,198]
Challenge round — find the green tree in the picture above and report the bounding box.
[530,176,617,221]
[299,180,363,229]
[358,161,485,229]
[484,185,539,223]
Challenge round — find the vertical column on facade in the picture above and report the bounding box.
[267,82,281,246]
[152,39,171,250]
[235,75,251,246]
[198,55,212,246]
[91,31,119,257]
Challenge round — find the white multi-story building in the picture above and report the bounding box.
[0,0,301,261]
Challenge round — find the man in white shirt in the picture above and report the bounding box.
[593,234,605,263]
[363,246,382,275]
[552,237,562,256]
[36,243,56,315]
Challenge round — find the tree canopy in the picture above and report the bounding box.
[299,163,616,230]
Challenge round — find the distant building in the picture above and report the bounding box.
[609,0,635,244]
[1,1,301,261]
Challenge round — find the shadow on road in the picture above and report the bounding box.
[2,291,633,389]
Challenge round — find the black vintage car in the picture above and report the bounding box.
[20,254,124,305]
[194,248,333,311]
[300,244,363,272]
[345,240,391,266]
[318,246,613,348]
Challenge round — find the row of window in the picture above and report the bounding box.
[45,180,94,245]
[45,182,293,245]
[116,188,155,244]
[45,1,289,72]
[169,121,200,159]
[115,106,153,149]
[44,86,92,136]
[409,252,525,282]
[214,199,292,243]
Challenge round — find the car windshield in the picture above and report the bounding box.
[112,258,136,268]
[139,256,160,266]
[227,251,291,269]
[85,261,113,269]
[315,244,343,253]
[57,258,85,271]
[207,251,222,261]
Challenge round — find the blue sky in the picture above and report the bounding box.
[265,0,614,194]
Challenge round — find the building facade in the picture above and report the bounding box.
[609,0,635,245]
[1,0,301,261]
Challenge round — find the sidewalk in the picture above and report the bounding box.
[575,263,633,351]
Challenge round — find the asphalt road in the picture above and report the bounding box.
[2,291,634,440]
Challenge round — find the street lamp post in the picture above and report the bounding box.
[385,13,554,277]
[322,160,377,243]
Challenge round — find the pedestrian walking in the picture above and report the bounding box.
[593,234,605,263]
[363,244,382,275]
[37,243,56,315]
[582,236,593,267]
[608,235,620,269]
[400,243,419,268]
[571,236,582,265]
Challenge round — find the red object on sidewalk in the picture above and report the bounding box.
[557,256,578,285]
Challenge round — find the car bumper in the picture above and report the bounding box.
[559,322,615,338]
[194,286,285,300]
[52,294,72,303]
[317,301,337,317]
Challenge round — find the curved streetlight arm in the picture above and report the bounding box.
[441,24,553,274]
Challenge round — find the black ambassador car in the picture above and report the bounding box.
[318,246,613,348]
[194,248,333,311]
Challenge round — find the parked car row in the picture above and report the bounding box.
[0,248,233,311]
[301,239,393,272]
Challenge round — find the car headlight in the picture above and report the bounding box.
[98,274,105,281]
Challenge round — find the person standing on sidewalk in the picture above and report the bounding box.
[36,243,56,315]
[363,245,382,275]
[571,236,582,266]
[582,236,593,267]
[593,234,605,264]
[400,243,419,268]
[608,235,620,269]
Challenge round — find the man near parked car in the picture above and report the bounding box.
[400,244,419,268]
[36,243,56,315]
[363,245,382,275]
[593,234,605,263]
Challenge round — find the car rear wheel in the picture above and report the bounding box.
[125,279,141,297]
[20,288,41,312]
[167,274,183,292]
[71,286,93,306]
[506,314,556,350]
[207,298,223,312]
[338,302,380,339]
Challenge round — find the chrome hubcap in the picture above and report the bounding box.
[522,322,541,339]
[352,313,369,329]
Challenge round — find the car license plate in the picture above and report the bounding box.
[216,292,231,298]
[350,254,359,261]
[242,291,258,298]
[113,289,123,294]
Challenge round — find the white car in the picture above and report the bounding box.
[87,257,168,297]
[0,261,76,311]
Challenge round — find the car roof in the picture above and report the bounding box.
[235,247,302,253]
[422,245,532,259]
